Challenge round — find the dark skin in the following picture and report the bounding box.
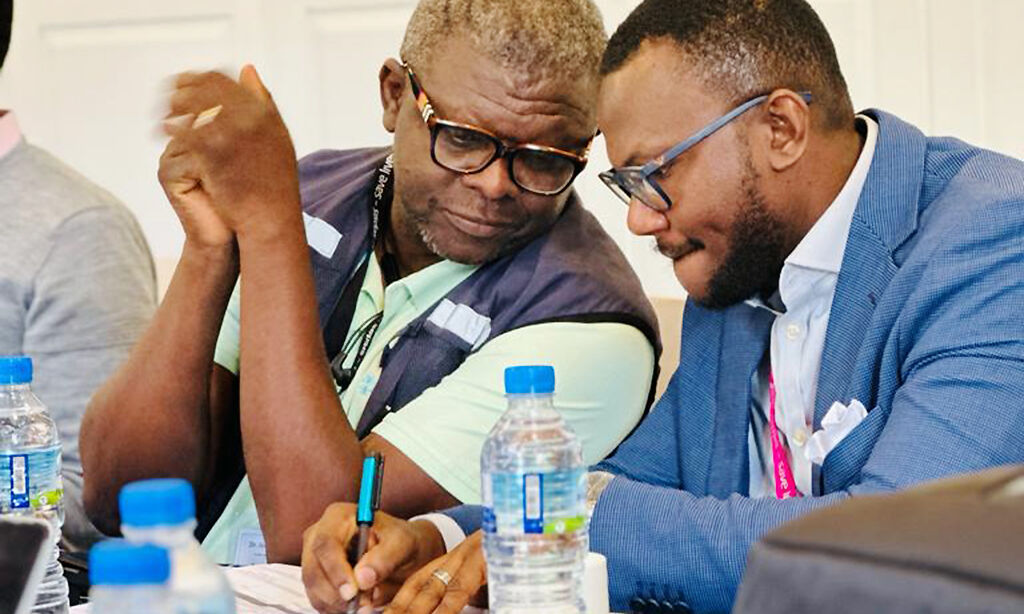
[599,40,863,301]
[80,32,596,564]
[382,42,596,270]
[80,66,456,562]
[300,36,598,608]
[305,39,866,614]
[301,499,485,614]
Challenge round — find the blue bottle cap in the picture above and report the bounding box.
[89,541,170,586]
[119,478,197,527]
[0,356,32,385]
[504,365,555,395]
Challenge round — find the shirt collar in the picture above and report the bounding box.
[383,258,478,313]
[0,111,23,161]
[783,115,878,276]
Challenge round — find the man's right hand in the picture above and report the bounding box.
[158,104,235,251]
[385,530,487,614]
[302,503,446,613]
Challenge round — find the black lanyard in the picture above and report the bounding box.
[331,311,384,392]
[369,153,394,245]
[327,154,394,390]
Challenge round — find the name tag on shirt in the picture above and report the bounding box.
[234,528,268,567]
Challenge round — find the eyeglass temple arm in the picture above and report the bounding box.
[400,61,434,123]
[643,91,812,175]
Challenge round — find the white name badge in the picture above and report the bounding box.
[234,528,268,567]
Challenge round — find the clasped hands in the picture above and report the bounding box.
[301,502,487,614]
[158,65,303,251]
[157,67,491,613]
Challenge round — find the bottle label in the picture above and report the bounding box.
[2,444,63,512]
[482,468,585,535]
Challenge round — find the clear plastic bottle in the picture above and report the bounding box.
[119,478,236,614]
[481,365,588,614]
[89,541,173,614]
[0,355,70,613]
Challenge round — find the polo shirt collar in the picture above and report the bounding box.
[0,111,23,161]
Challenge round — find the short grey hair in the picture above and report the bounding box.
[400,0,607,81]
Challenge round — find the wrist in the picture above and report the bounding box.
[410,519,446,564]
[585,471,616,520]
[180,239,239,272]
[233,196,305,247]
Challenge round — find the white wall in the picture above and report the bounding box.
[1,0,1021,299]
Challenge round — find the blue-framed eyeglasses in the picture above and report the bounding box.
[599,91,813,211]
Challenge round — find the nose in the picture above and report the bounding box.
[626,198,669,236]
[460,157,520,201]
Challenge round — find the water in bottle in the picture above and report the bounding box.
[119,478,236,614]
[482,365,588,614]
[89,541,172,614]
[0,355,70,613]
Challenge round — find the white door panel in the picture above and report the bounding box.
[0,1,261,260]
[263,1,412,157]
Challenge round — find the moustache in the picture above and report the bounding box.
[656,238,705,260]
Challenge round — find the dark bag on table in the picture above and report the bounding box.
[733,465,1024,614]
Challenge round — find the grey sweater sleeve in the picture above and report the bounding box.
[23,204,157,550]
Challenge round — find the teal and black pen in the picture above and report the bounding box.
[348,453,384,614]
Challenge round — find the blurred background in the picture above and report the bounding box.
[0,0,1021,300]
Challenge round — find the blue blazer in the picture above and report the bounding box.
[444,110,1024,613]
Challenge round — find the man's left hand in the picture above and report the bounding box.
[162,65,301,241]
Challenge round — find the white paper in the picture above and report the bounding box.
[68,562,577,613]
[228,564,319,613]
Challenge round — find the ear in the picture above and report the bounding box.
[761,89,811,173]
[379,58,407,134]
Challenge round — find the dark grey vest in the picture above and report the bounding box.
[300,147,662,437]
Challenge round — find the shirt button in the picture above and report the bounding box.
[792,428,809,446]
[786,324,802,340]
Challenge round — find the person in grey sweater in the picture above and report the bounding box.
[0,0,157,552]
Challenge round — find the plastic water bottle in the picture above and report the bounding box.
[0,356,69,613]
[89,541,172,613]
[119,479,236,614]
[481,365,588,614]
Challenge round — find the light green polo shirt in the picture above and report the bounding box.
[202,252,655,564]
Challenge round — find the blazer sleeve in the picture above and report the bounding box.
[440,504,484,536]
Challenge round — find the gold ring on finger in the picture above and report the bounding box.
[430,569,452,587]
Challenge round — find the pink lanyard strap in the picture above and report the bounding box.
[768,371,801,500]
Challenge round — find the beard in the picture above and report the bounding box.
[410,200,523,266]
[697,162,788,310]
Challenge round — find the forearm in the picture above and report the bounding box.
[236,218,364,562]
[590,476,844,613]
[80,243,238,531]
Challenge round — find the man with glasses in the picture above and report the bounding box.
[80,0,659,567]
[301,0,1024,612]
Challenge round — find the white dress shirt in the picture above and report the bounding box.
[747,116,878,498]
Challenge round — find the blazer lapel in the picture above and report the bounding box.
[706,304,774,497]
[812,110,929,493]
[812,222,895,428]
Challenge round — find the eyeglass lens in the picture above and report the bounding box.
[432,123,576,194]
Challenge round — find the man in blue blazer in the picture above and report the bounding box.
[300,1,1024,612]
